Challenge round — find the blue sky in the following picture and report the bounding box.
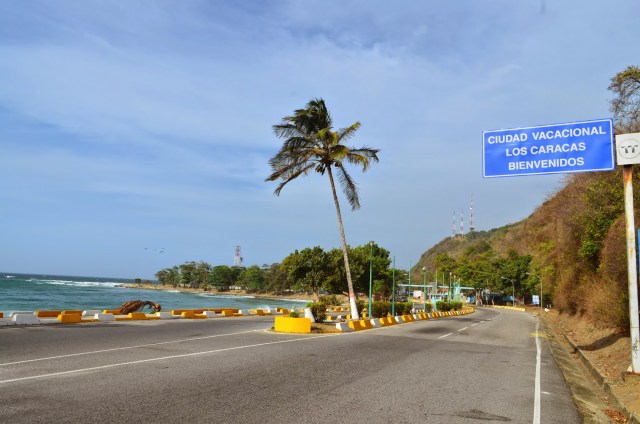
[1,1,638,279]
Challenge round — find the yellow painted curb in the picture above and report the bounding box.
[57,313,82,323]
[274,316,311,333]
[36,310,62,318]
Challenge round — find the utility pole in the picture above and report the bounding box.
[616,132,640,373]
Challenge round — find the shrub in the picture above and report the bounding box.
[393,301,413,315]
[319,294,340,306]
[371,301,391,318]
[355,299,366,317]
[289,311,300,318]
[436,301,449,311]
[436,301,462,311]
[308,302,327,323]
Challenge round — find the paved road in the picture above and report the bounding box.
[0,308,580,423]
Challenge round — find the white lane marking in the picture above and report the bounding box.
[0,333,336,385]
[458,327,468,332]
[471,323,479,326]
[0,329,263,367]
[438,333,453,339]
[534,318,541,424]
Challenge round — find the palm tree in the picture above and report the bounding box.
[266,98,379,319]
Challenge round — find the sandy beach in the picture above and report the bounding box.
[121,283,327,303]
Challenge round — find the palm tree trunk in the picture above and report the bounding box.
[326,166,360,320]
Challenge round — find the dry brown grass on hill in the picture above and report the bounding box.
[417,169,640,332]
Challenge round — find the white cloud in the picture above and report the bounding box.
[0,0,638,277]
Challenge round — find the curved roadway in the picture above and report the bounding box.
[0,308,580,423]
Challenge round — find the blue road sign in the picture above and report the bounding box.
[483,119,614,178]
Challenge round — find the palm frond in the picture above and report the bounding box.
[268,162,316,195]
[336,164,360,210]
[336,122,361,143]
[344,146,380,171]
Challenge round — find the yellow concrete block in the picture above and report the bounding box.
[181,311,196,319]
[128,312,148,320]
[274,316,311,333]
[102,309,119,314]
[57,313,82,323]
[62,310,82,316]
[360,319,373,329]
[348,319,373,331]
[36,310,62,318]
[380,316,397,326]
[348,321,364,331]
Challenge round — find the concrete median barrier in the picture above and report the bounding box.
[12,313,40,325]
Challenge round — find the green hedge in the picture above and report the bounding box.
[363,301,414,318]
[435,301,463,312]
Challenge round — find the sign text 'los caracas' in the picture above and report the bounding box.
[483,119,614,178]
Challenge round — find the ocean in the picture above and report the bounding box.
[0,273,308,313]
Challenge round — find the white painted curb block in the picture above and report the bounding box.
[83,310,101,317]
[95,313,115,321]
[394,316,403,323]
[9,311,34,318]
[156,312,176,319]
[202,311,218,318]
[336,322,353,332]
[370,319,380,327]
[304,308,316,323]
[12,313,40,325]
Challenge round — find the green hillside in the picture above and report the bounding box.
[413,169,640,329]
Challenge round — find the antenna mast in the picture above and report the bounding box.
[469,194,475,233]
[233,246,243,267]
[451,211,456,238]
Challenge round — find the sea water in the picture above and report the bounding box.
[0,273,308,313]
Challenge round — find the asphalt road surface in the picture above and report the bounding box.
[0,308,581,423]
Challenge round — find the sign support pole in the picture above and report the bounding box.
[623,165,640,373]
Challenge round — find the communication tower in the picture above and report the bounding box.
[233,246,243,267]
[451,211,456,238]
[460,209,465,236]
[469,194,475,233]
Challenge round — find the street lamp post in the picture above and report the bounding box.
[391,256,396,316]
[527,272,542,311]
[422,266,427,312]
[408,260,412,303]
[368,242,373,319]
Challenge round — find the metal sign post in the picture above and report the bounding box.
[616,132,640,374]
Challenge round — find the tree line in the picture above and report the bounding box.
[154,242,412,298]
